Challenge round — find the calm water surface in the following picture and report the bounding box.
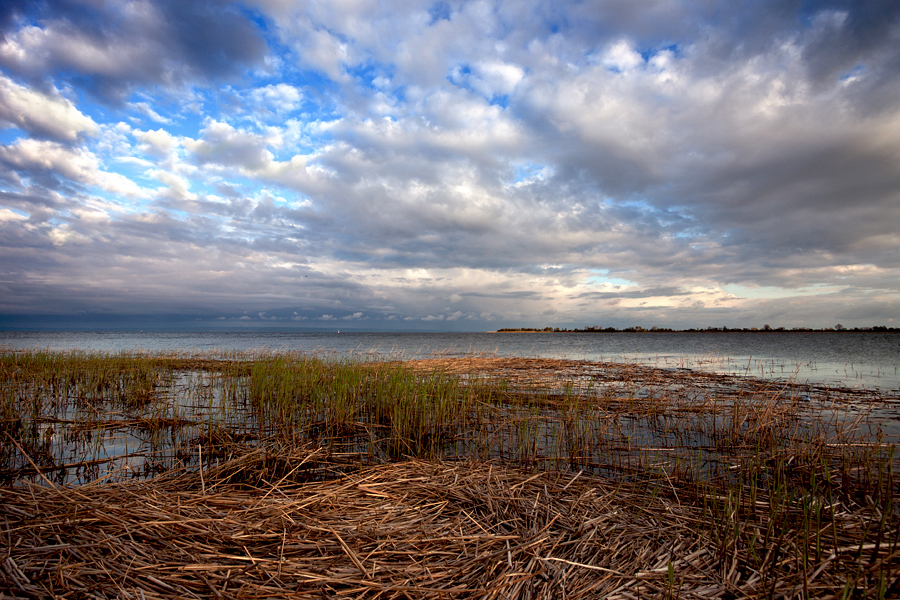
[2,330,898,393]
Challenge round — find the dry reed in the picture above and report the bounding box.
[2,444,897,599]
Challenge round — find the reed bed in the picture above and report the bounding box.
[1,349,899,597]
[3,445,897,599]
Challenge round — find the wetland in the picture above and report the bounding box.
[1,346,898,598]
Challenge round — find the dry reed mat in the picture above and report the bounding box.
[407,357,898,403]
[2,447,897,599]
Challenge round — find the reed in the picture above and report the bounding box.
[2,445,897,598]
[1,349,897,597]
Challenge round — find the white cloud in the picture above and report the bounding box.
[601,40,644,72]
[0,208,28,223]
[0,138,149,198]
[147,169,195,201]
[135,129,179,158]
[303,28,351,80]
[129,102,173,124]
[248,83,302,114]
[184,120,275,171]
[469,60,525,97]
[0,23,146,81]
[0,75,99,142]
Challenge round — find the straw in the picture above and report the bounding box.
[2,446,896,599]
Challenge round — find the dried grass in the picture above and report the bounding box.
[2,445,897,599]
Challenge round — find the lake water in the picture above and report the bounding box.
[3,330,899,485]
[2,330,898,394]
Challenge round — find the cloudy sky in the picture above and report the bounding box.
[0,0,898,331]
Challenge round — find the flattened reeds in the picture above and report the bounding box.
[2,446,897,599]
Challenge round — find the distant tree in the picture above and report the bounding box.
[835,324,844,331]
[763,324,771,331]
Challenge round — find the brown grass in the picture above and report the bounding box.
[2,444,898,599]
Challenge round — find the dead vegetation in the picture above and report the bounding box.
[1,352,898,598]
[3,445,898,599]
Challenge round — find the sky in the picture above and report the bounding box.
[0,0,899,332]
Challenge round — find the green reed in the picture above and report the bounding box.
[3,348,897,519]
[244,353,480,457]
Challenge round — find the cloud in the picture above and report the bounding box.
[185,120,275,171]
[248,83,303,115]
[0,75,98,141]
[1,1,899,330]
[0,207,27,223]
[129,101,173,124]
[801,1,900,90]
[134,128,179,158]
[602,40,644,72]
[0,0,268,101]
[464,61,525,98]
[0,138,148,198]
[146,169,195,202]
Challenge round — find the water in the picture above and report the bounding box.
[3,330,898,394]
[3,330,898,485]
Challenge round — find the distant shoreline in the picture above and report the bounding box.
[493,326,899,333]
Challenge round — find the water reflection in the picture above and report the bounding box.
[3,354,896,487]
[3,330,898,392]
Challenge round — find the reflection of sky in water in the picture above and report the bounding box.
[5,342,898,486]
[12,371,242,485]
[0,333,900,483]
[630,352,900,394]
[4,331,898,392]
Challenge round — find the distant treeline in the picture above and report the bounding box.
[496,325,899,333]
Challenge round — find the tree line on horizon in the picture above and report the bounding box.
[496,325,898,333]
